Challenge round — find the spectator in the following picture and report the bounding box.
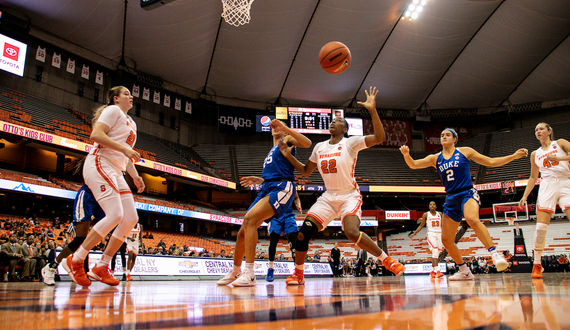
[330,243,341,277]
[147,247,155,255]
[559,254,569,273]
[550,255,559,272]
[148,232,154,239]
[1,233,31,281]
[314,250,321,261]
[219,250,227,258]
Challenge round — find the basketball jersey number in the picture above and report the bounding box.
[446,169,454,181]
[126,130,136,147]
[542,158,559,168]
[320,159,337,174]
[131,233,137,239]
[431,220,440,228]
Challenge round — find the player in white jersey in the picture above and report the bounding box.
[409,201,444,278]
[280,87,405,285]
[519,122,570,279]
[62,86,145,287]
[125,223,143,281]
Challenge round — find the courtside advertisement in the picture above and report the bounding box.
[57,253,332,277]
[0,33,27,76]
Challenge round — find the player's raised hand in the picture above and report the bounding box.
[356,86,378,111]
[399,145,410,156]
[240,176,263,188]
[269,119,287,132]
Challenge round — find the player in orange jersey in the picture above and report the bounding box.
[519,122,570,279]
[410,201,444,278]
[280,87,405,285]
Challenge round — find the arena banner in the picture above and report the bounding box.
[0,120,235,189]
[218,106,255,134]
[57,253,332,277]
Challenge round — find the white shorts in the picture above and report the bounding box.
[306,189,362,230]
[427,231,443,258]
[537,177,570,213]
[126,239,140,255]
[83,154,132,202]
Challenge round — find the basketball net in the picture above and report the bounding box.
[221,0,254,27]
[507,217,516,226]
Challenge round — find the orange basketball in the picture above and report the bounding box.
[319,41,351,74]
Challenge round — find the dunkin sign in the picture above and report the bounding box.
[385,210,410,220]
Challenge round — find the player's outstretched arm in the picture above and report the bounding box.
[270,119,312,148]
[463,147,528,167]
[519,150,539,208]
[357,87,386,147]
[399,145,437,169]
[278,142,317,177]
[409,213,427,238]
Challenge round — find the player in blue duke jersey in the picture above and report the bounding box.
[400,128,527,281]
[217,120,311,287]
[42,183,105,285]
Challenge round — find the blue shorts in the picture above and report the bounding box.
[442,188,480,222]
[248,180,295,219]
[268,212,298,236]
[73,184,105,223]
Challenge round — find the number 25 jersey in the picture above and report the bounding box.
[535,141,570,179]
[309,136,367,192]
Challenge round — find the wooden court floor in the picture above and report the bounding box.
[1,273,569,330]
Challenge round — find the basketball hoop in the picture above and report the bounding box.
[507,217,516,226]
[221,0,254,27]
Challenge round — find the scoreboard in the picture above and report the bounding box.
[288,107,332,134]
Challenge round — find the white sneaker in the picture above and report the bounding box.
[216,270,241,286]
[232,270,257,287]
[42,265,57,286]
[448,270,474,281]
[491,252,509,272]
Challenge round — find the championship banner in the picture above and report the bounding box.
[0,120,236,189]
[218,106,254,134]
[57,253,332,277]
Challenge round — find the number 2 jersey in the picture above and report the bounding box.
[436,149,472,194]
[309,136,367,192]
[90,105,137,171]
[535,141,570,179]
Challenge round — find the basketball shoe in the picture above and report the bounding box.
[430,270,444,278]
[491,251,509,272]
[126,274,133,282]
[42,264,56,286]
[448,269,474,281]
[382,256,405,276]
[217,269,241,285]
[62,255,91,287]
[266,268,274,282]
[531,264,544,279]
[286,269,305,285]
[88,266,120,286]
[232,269,257,287]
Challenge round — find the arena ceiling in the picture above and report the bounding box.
[2,0,570,110]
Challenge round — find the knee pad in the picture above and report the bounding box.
[296,220,319,252]
[534,222,549,251]
[67,236,86,252]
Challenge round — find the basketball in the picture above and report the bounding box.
[319,41,351,74]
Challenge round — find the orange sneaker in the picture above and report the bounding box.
[62,255,91,287]
[383,256,405,276]
[126,274,133,282]
[435,270,444,278]
[286,269,305,285]
[430,271,436,278]
[88,266,120,286]
[531,264,543,279]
